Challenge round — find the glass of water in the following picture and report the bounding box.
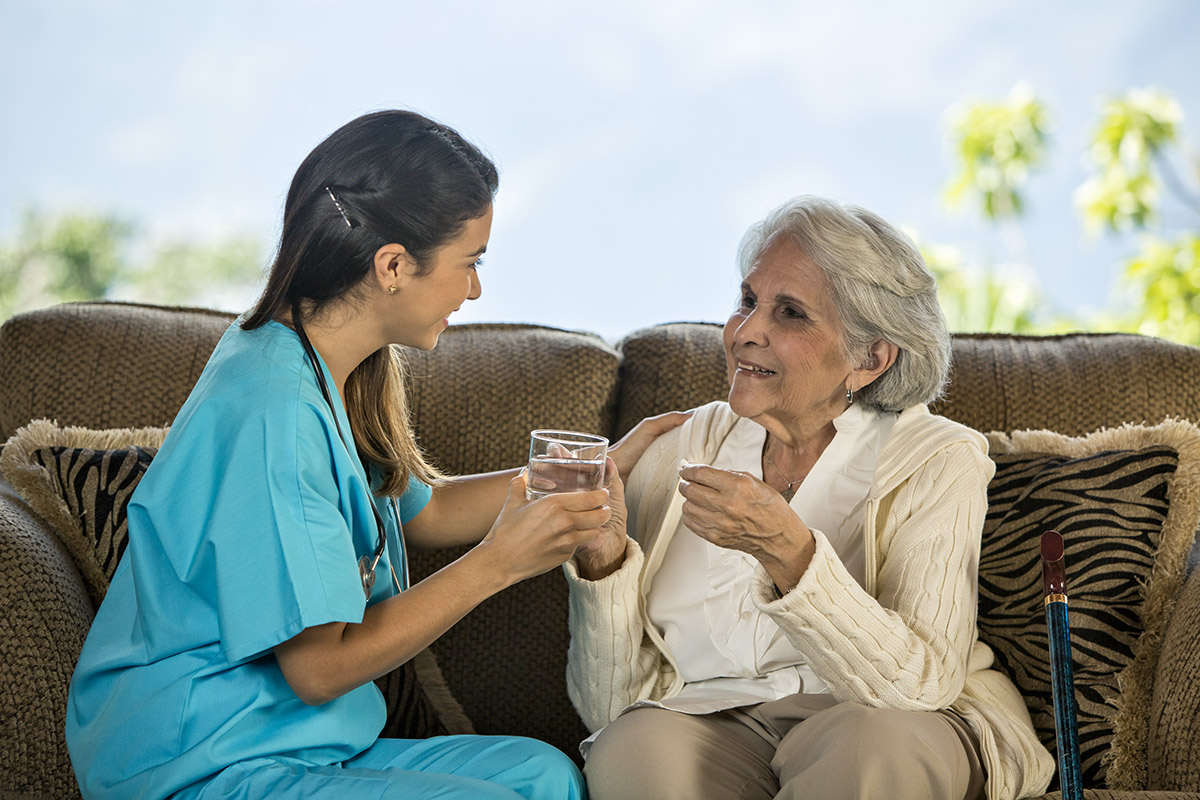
[526,429,609,500]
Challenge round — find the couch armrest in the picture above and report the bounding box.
[0,482,93,799]
[1146,563,1200,792]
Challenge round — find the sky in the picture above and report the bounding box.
[3,0,1199,341]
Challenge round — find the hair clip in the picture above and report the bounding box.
[325,186,355,229]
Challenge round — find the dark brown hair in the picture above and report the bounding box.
[243,110,499,494]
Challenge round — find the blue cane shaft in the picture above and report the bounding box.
[1045,597,1083,800]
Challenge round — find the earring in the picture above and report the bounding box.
[846,386,855,405]
[388,285,397,294]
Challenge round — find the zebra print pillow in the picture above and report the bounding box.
[1,420,474,739]
[981,421,1200,791]
[31,445,156,605]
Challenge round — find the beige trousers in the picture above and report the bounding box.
[583,694,987,800]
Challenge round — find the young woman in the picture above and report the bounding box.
[65,109,680,800]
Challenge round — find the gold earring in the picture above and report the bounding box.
[388,285,397,294]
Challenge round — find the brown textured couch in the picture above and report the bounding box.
[3,300,1200,800]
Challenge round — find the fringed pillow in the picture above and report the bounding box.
[979,420,1200,790]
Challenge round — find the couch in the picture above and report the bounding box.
[2,300,1200,800]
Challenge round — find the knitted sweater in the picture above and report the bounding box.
[564,401,1054,800]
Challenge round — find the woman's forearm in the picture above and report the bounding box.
[564,540,667,730]
[403,468,521,549]
[758,450,987,708]
[274,546,508,704]
[276,480,612,705]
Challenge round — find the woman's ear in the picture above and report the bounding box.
[372,243,417,294]
[852,339,899,392]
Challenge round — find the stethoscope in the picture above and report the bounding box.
[292,306,407,600]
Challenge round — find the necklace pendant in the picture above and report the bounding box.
[764,445,801,503]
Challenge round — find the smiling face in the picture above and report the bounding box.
[723,232,859,435]
[388,205,493,351]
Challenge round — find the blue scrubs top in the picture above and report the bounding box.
[65,320,432,800]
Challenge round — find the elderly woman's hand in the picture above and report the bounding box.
[609,410,692,479]
[573,457,630,581]
[677,463,817,593]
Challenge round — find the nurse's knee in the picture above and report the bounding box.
[494,738,584,800]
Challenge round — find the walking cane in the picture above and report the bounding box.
[1041,529,1083,800]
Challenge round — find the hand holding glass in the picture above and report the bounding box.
[526,429,609,500]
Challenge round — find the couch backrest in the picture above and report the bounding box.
[614,322,1200,438]
[0,303,622,449]
[402,322,621,472]
[10,305,1200,449]
[0,302,238,442]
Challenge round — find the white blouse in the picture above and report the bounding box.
[642,403,898,715]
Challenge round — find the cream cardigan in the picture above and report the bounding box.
[565,401,1054,800]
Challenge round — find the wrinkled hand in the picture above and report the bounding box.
[480,471,611,587]
[609,410,693,479]
[677,463,816,592]
[573,457,628,580]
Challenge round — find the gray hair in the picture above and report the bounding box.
[736,195,951,412]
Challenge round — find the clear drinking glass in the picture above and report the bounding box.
[526,429,609,500]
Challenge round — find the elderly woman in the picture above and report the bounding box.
[564,196,1054,800]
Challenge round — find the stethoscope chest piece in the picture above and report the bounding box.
[359,555,377,600]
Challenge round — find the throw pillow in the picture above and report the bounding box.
[980,420,1200,791]
[1,421,166,607]
[0,419,474,737]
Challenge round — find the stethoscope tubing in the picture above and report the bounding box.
[292,307,406,599]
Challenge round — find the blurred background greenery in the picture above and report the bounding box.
[2,84,1197,344]
[928,84,1200,344]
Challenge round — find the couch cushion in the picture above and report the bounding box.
[615,322,728,438]
[402,322,621,759]
[0,420,472,740]
[979,420,1200,790]
[613,324,1200,439]
[404,322,622,472]
[938,334,1200,437]
[1,422,165,607]
[0,301,236,442]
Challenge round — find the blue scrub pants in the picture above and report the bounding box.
[181,736,585,799]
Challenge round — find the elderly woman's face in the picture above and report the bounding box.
[723,234,856,429]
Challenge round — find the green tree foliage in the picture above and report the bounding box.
[1076,89,1184,234]
[1077,88,1200,344]
[1121,233,1200,343]
[126,236,262,306]
[1,210,262,320]
[943,83,1051,221]
[936,84,1050,331]
[937,84,1198,343]
[0,211,134,318]
[917,237,1040,334]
